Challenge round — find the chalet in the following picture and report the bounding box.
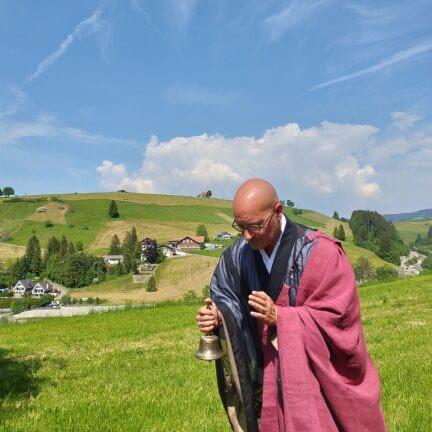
[169,236,205,251]
[103,255,124,266]
[32,281,53,297]
[216,231,232,240]
[158,244,183,258]
[13,279,35,297]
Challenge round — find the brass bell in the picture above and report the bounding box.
[196,303,224,361]
[195,332,224,361]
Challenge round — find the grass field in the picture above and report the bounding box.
[0,274,431,431]
[69,255,218,303]
[394,219,432,244]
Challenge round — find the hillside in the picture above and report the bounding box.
[0,274,430,431]
[0,192,396,301]
[394,219,432,244]
[384,208,432,222]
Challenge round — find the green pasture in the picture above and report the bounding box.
[394,219,432,244]
[0,275,431,431]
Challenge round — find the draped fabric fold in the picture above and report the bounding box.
[211,222,386,431]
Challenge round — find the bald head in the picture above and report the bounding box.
[233,178,279,215]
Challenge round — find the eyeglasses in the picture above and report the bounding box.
[231,208,275,233]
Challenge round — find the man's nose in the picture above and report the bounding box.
[243,228,255,241]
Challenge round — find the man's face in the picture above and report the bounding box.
[233,204,281,251]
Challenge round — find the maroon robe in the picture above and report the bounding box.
[260,232,386,431]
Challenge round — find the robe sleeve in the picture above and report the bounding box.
[276,235,386,431]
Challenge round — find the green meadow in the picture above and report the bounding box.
[0,274,431,431]
[0,192,392,269]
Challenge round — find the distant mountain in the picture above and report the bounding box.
[384,208,432,222]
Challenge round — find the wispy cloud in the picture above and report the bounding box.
[169,0,197,31]
[391,111,423,131]
[24,7,104,85]
[310,39,432,91]
[263,0,332,41]
[0,113,141,150]
[0,86,27,119]
[130,0,164,37]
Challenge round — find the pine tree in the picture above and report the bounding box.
[109,234,122,254]
[26,235,43,275]
[108,200,120,218]
[337,225,346,241]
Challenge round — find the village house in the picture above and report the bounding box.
[13,279,35,297]
[158,244,186,258]
[169,236,205,251]
[216,231,232,240]
[31,281,53,297]
[103,255,124,266]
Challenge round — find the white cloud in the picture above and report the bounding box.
[391,111,423,130]
[24,7,104,84]
[96,120,384,214]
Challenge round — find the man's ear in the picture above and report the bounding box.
[275,201,284,214]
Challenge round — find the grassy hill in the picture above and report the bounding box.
[394,219,432,244]
[0,274,430,431]
[1,192,396,302]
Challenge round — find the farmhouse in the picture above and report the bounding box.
[13,279,35,296]
[169,236,204,251]
[216,231,232,240]
[32,281,53,297]
[103,255,124,266]
[158,244,186,258]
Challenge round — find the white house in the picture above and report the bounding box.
[158,244,185,258]
[31,281,53,297]
[216,231,232,240]
[13,279,35,297]
[103,255,124,266]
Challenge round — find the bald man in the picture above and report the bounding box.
[196,179,386,432]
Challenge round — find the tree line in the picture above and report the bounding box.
[349,210,409,265]
[8,234,106,288]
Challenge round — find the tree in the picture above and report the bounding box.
[286,200,295,208]
[108,200,119,218]
[337,225,346,241]
[196,224,209,242]
[205,190,212,198]
[0,188,2,195]
[333,227,338,238]
[109,234,122,255]
[332,211,339,220]
[2,186,15,197]
[26,235,43,275]
[353,256,375,282]
[428,226,432,240]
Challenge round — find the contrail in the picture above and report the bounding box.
[310,39,432,91]
[24,7,103,85]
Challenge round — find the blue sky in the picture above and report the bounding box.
[0,0,431,217]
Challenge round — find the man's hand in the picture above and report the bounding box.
[196,298,220,333]
[248,291,277,326]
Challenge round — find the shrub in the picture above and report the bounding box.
[183,290,198,302]
[45,220,53,228]
[11,299,28,314]
[146,276,157,292]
